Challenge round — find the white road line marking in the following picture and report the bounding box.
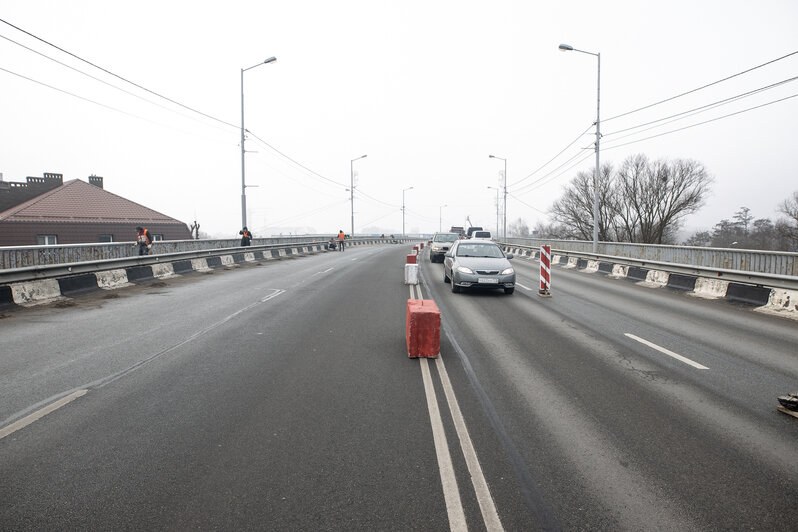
[0,389,88,441]
[420,358,468,532]
[351,258,358,261]
[311,268,334,277]
[435,356,504,531]
[516,282,533,291]
[261,289,286,302]
[625,333,709,370]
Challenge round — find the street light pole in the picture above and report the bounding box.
[402,186,414,237]
[559,43,600,253]
[350,154,367,237]
[240,56,276,230]
[439,204,447,232]
[487,186,499,237]
[489,155,507,241]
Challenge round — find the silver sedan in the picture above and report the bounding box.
[443,240,515,294]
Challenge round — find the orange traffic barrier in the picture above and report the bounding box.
[406,299,441,358]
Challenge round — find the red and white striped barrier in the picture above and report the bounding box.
[539,245,552,297]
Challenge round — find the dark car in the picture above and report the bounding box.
[443,240,515,294]
[429,232,460,263]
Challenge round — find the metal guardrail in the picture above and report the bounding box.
[504,237,798,277]
[499,242,798,292]
[0,236,409,270]
[0,237,415,285]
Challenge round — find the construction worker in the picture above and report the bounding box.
[337,229,345,251]
[239,226,252,246]
[135,226,153,255]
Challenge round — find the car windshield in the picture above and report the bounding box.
[455,244,504,258]
[434,234,459,242]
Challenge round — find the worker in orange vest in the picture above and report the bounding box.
[135,226,153,255]
[337,229,345,252]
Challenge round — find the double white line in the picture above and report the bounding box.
[409,283,503,531]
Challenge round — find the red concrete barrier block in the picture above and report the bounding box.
[406,254,417,264]
[413,245,419,254]
[406,299,441,358]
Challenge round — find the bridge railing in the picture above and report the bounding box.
[503,238,798,277]
[0,236,407,270]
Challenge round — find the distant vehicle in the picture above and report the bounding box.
[449,226,466,238]
[466,226,483,238]
[470,230,491,239]
[443,240,515,294]
[429,232,460,262]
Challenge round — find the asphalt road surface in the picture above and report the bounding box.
[2,243,797,530]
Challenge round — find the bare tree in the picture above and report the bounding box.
[550,154,712,244]
[615,155,712,244]
[777,191,798,248]
[549,163,614,241]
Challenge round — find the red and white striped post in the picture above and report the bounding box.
[539,245,552,297]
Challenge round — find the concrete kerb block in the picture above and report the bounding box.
[278,249,287,257]
[405,263,419,285]
[220,255,235,267]
[11,279,63,306]
[191,258,211,271]
[608,264,629,279]
[152,263,177,279]
[406,299,441,358]
[57,273,101,295]
[725,283,771,306]
[584,260,600,273]
[97,269,131,289]
[756,289,798,320]
[244,252,256,262]
[691,278,729,299]
[563,257,578,269]
[291,247,300,255]
[637,270,669,288]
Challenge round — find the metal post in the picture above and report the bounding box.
[240,57,276,231]
[503,158,507,241]
[240,68,246,229]
[350,158,354,237]
[593,52,601,254]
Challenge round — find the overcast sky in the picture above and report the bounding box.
[2,1,796,238]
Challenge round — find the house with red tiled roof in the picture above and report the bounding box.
[0,173,191,246]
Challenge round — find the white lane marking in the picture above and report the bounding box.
[420,358,468,531]
[516,282,533,291]
[261,289,286,302]
[311,268,334,277]
[435,356,504,531]
[625,333,709,370]
[0,389,88,441]
[351,258,358,261]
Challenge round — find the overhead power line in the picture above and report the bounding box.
[603,75,798,138]
[602,92,798,152]
[0,17,238,129]
[509,123,593,188]
[604,49,798,122]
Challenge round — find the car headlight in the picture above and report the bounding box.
[456,266,474,274]
[501,267,514,275]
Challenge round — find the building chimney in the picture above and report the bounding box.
[89,175,104,189]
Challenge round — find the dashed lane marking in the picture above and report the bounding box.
[625,333,709,370]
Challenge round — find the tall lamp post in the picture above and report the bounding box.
[559,43,600,253]
[487,186,499,238]
[240,56,277,230]
[489,155,507,240]
[402,186,414,237]
[439,204,447,232]
[350,154,367,236]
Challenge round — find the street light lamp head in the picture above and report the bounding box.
[489,155,496,159]
[558,44,574,51]
[263,56,277,64]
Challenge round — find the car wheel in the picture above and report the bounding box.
[451,278,461,293]
[443,269,450,283]
[504,287,515,295]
